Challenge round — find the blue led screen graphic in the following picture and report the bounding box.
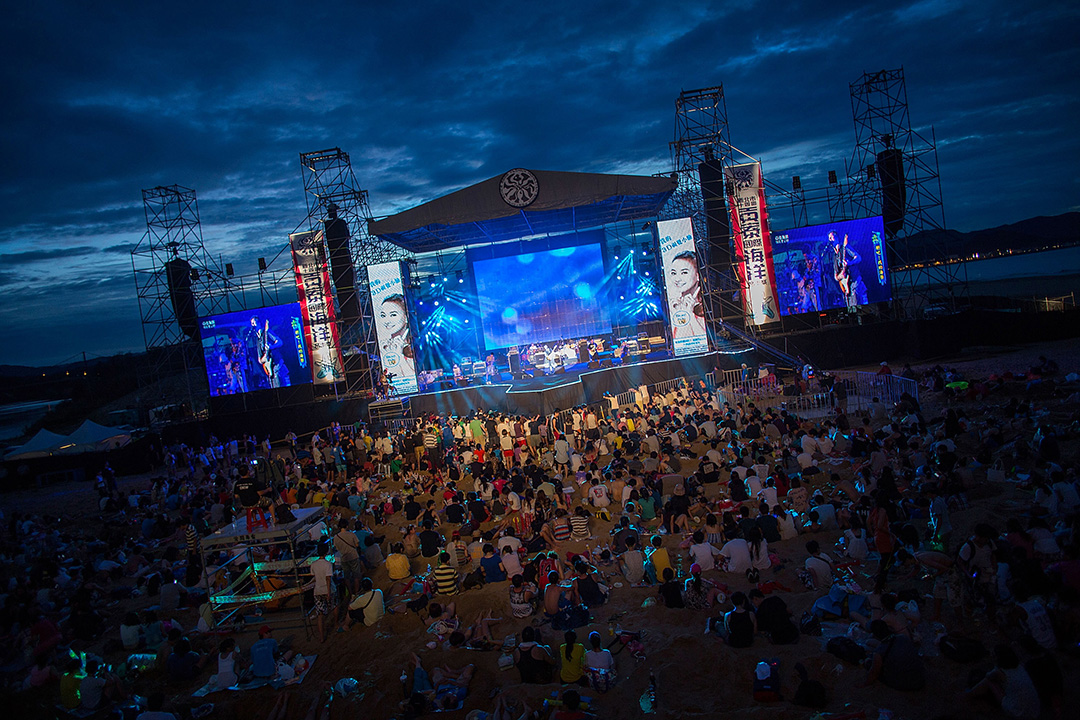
[200,303,310,397]
[471,237,611,349]
[771,216,890,316]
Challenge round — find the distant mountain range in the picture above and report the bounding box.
[900,212,1079,264]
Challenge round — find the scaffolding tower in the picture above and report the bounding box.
[130,185,228,415]
[299,148,409,396]
[846,68,966,316]
[665,86,753,349]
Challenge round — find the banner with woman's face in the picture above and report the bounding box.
[368,261,419,395]
[658,217,709,356]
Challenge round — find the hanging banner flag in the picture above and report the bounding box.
[725,162,779,325]
[368,261,419,395]
[289,230,345,384]
[658,217,710,356]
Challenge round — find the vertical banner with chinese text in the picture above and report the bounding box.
[658,217,710,356]
[368,261,419,395]
[289,230,345,384]
[724,162,779,325]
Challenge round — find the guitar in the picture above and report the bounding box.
[258,321,273,378]
[835,235,851,296]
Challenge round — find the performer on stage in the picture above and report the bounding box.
[790,250,822,314]
[222,336,247,394]
[826,231,868,309]
[484,352,497,384]
[247,315,289,389]
[667,250,707,339]
[378,294,415,382]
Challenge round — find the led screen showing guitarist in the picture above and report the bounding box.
[246,315,290,389]
[828,230,868,309]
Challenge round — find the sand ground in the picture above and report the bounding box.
[4,337,1080,719]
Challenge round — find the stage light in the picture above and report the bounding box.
[465,319,469,323]
[443,277,448,282]
[419,301,424,306]
[457,270,464,284]
[615,255,619,260]
[434,301,439,306]
[619,295,624,300]
[617,276,622,280]
[430,282,435,288]
[645,271,650,277]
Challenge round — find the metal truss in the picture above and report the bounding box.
[665,85,750,350]
[846,68,967,316]
[130,185,228,413]
[299,148,409,396]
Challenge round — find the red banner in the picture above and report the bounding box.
[289,230,345,384]
[725,162,779,325]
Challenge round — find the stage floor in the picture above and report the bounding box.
[427,349,674,393]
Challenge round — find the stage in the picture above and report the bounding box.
[407,347,756,417]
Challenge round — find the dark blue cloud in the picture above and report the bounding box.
[0,0,1077,365]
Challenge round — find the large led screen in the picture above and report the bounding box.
[772,216,890,316]
[471,239,611,349]
[200,303,310,397]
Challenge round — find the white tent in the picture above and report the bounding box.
[60,420,131,454]
[4,429,71,461]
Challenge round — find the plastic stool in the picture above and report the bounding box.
[246,507,270,532]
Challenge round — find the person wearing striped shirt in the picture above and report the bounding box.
[433,552,460,596]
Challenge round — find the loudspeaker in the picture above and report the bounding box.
[324,214,361,323]
[577,340,590,363]
[876,147,906,237]
[600,358,613,368]
[165,258,198,340]
[587,360,600,370]
[698,159,731,267]
[508,352,521,376]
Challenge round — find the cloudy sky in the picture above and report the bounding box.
[1,0,1077,367]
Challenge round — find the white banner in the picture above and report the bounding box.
[725,162,779,325]
[289,230,345,384]
[658,217,709,356]
[368,261,419,395]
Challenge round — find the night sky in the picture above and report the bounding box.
[1,1,1077,367]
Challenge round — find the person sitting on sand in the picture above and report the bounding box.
[403,653,476,714]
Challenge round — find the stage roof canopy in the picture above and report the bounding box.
[369,169,677,253]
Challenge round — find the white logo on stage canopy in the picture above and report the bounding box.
[499,168,539,208]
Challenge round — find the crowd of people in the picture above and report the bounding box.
[1,354,1078,719]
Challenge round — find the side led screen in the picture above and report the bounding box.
[771,216,890,315]
[200,303,310,396]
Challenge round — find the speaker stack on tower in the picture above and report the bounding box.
[876,145,906,237]
[165,258,198,340]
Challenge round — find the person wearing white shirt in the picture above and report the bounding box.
[688,532,722,571]
[746,472,763,498]
[803,541,834,589]
[718,537,753,574]
[800,433,820,456]
[797,452,815,469]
